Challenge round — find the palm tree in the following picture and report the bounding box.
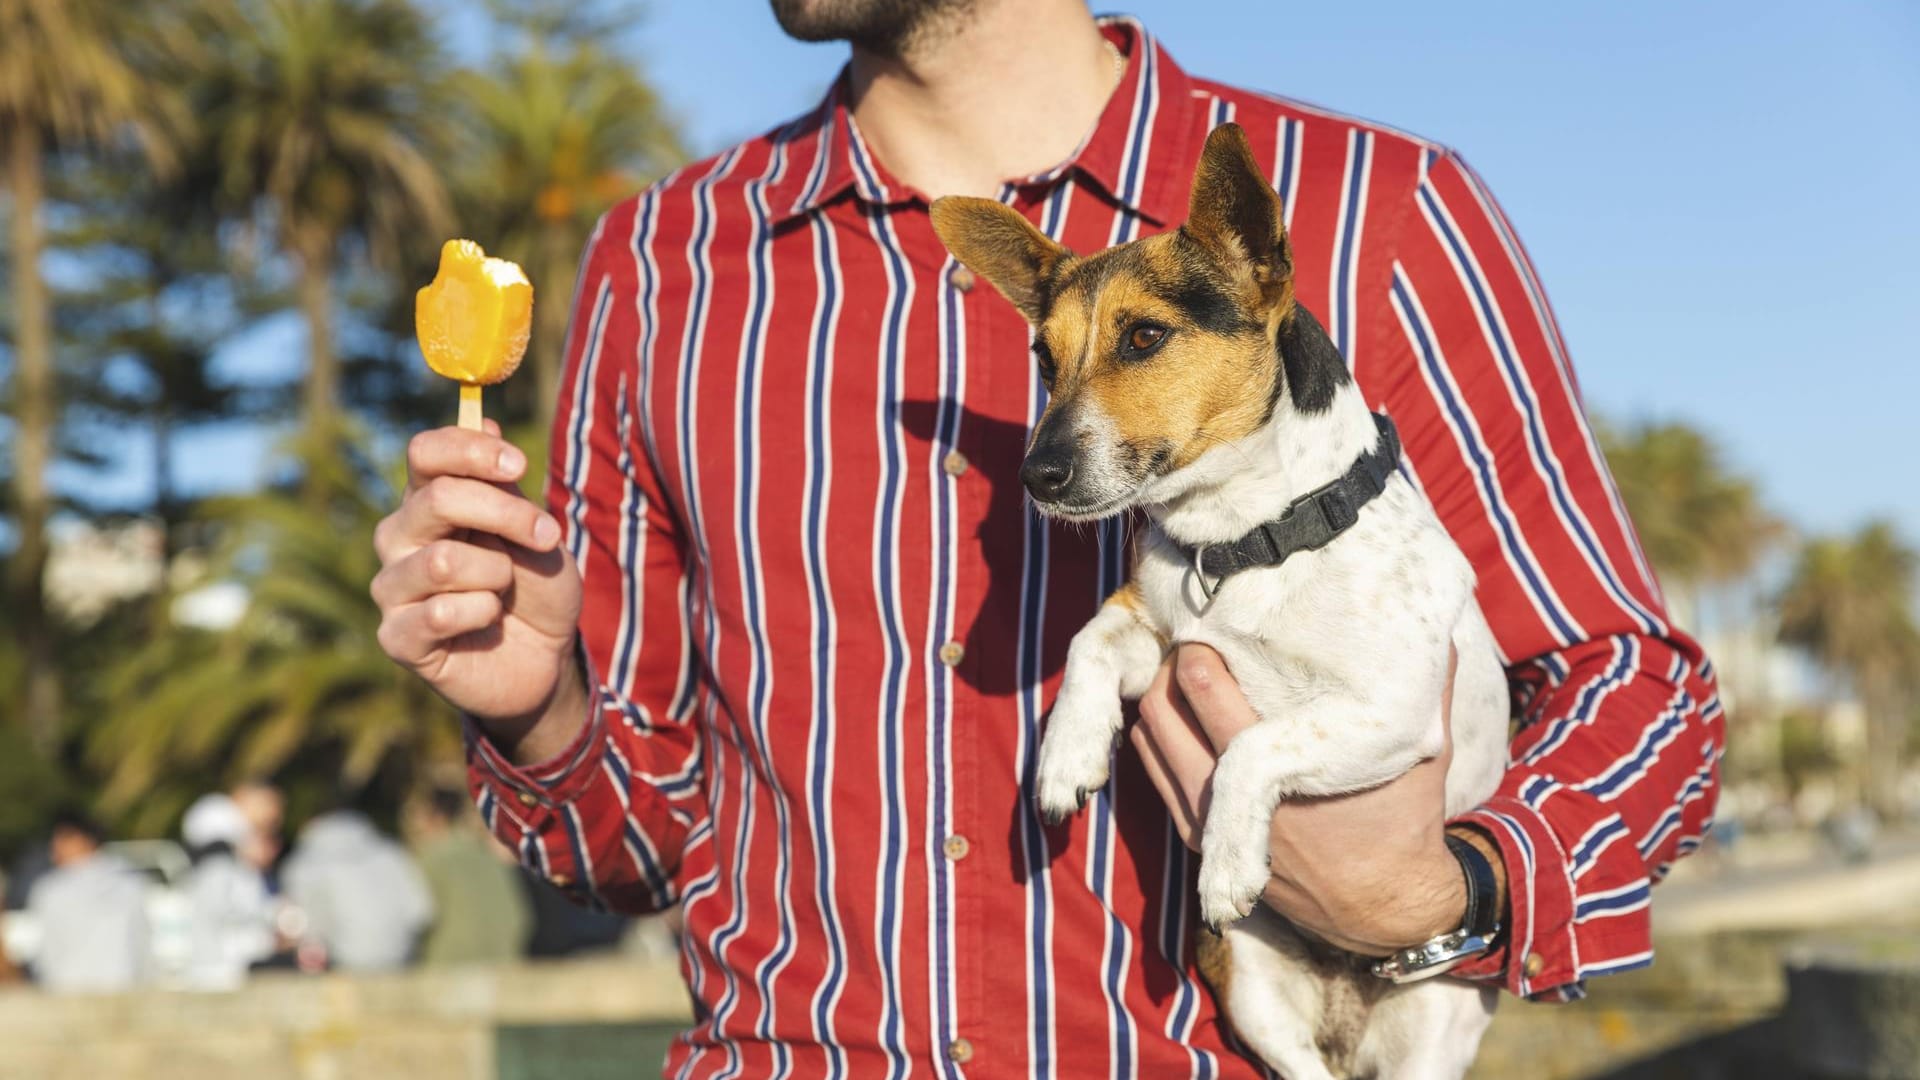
[90,431,460,836]
[0,0,187,750]
[207,0,452,442]
[1777,522,1920,818]
[1600,419,1782,622]
[447,31,682,428]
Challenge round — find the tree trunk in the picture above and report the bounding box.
[294,223,337,440]
[1863,672,1905,821]
[147,291,180,562]
[154,399,176,555]
[5,123,63,752]
[534,221,573,434]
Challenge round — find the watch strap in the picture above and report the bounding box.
[1445,831,1501,941]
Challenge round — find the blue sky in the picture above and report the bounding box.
[94,1,1920,544]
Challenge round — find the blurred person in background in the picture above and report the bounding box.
[179,793,276,989]
[373,0,1723,1071]
[408,785,531,967]
[280,795,431,972]
[229,779,288,885]
[25,811,149,994]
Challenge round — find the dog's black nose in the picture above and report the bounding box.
[1021,450,1075,502]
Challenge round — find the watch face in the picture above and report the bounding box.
[1370,929,1496,984]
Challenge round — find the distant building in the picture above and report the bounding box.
[43,518,246,631]
[43,520,165,626]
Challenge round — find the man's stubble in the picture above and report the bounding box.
[769,0,980,59]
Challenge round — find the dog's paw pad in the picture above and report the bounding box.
[1034,774,1101,824]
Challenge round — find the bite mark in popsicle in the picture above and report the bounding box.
[416,239,534,430]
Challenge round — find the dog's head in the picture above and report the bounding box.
[931,122,1347,520]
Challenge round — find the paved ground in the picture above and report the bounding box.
[1654,827,1920,934]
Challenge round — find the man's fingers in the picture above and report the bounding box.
[378,476,561,562]
[1139,659,1228,806]
[375,591,505,667]
[1170,643,1260,754]
[370,539,515,610]
[405,427,527,492]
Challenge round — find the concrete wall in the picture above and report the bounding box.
[0,932,1834,1080]
[0,957,692,1080]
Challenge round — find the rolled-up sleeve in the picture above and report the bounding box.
[466,201,705,915]
[1367,147,1724,999]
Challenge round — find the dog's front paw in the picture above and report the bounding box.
[1034,689,1122,824]
[1196,830,1271,931]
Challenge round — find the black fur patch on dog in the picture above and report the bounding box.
[1273,303,1351,415]
[1165,271,1261,338]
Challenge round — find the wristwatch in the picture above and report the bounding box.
[1370,831,1502,983]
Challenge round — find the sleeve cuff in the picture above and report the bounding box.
[1449,794,1584,999]
[464,679,607,834]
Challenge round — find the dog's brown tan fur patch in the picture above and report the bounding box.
[931,124,1352,506]
[1195,926,1234,1006]
[1031,234,1280,474]
[1302,934,1392,1076]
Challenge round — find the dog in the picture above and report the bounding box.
[930,122,1512,1079]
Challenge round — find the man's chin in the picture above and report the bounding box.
[768,0,972,55]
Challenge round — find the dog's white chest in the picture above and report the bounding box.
[1132,481,1467,723]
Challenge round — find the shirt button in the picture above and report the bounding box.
[942,835,970,861]
[948,265,975,292]
[946,1038,973,1064]
[938,641,965,667]
[942,450,969,477]
[1523,952,1545,978]
[516,791,538,808]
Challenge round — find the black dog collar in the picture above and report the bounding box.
[1184,413,1400,597]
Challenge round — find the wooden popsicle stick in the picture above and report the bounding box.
[458,383,483,431]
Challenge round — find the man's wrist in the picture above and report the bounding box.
[1341,839,1468,955]
[1371,826,1506,954]
[480,642,591,766]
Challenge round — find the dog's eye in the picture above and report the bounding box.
[1124,324,1168,356]
[1031,339,1057,384]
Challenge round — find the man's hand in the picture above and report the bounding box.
[1132,644,1490,956]
[371,422,587,761]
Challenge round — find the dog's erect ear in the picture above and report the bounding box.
[1185,123,1292,302]
[929,196,1071,324]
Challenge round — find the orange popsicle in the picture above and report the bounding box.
[416,239,533,430]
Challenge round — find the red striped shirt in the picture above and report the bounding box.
[466,17,1723,1077]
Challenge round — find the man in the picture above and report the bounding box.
[179,793,276,989]
[372,2,1721,1074]
[281,800,433,972]
[229,778,288,881]
[25,812,149,994]
[409,785,532,967]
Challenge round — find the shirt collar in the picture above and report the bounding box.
[769,16,1195,226]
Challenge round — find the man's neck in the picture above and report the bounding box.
[847,1,1118,199]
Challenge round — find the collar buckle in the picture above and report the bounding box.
[1317,487,1358,534]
